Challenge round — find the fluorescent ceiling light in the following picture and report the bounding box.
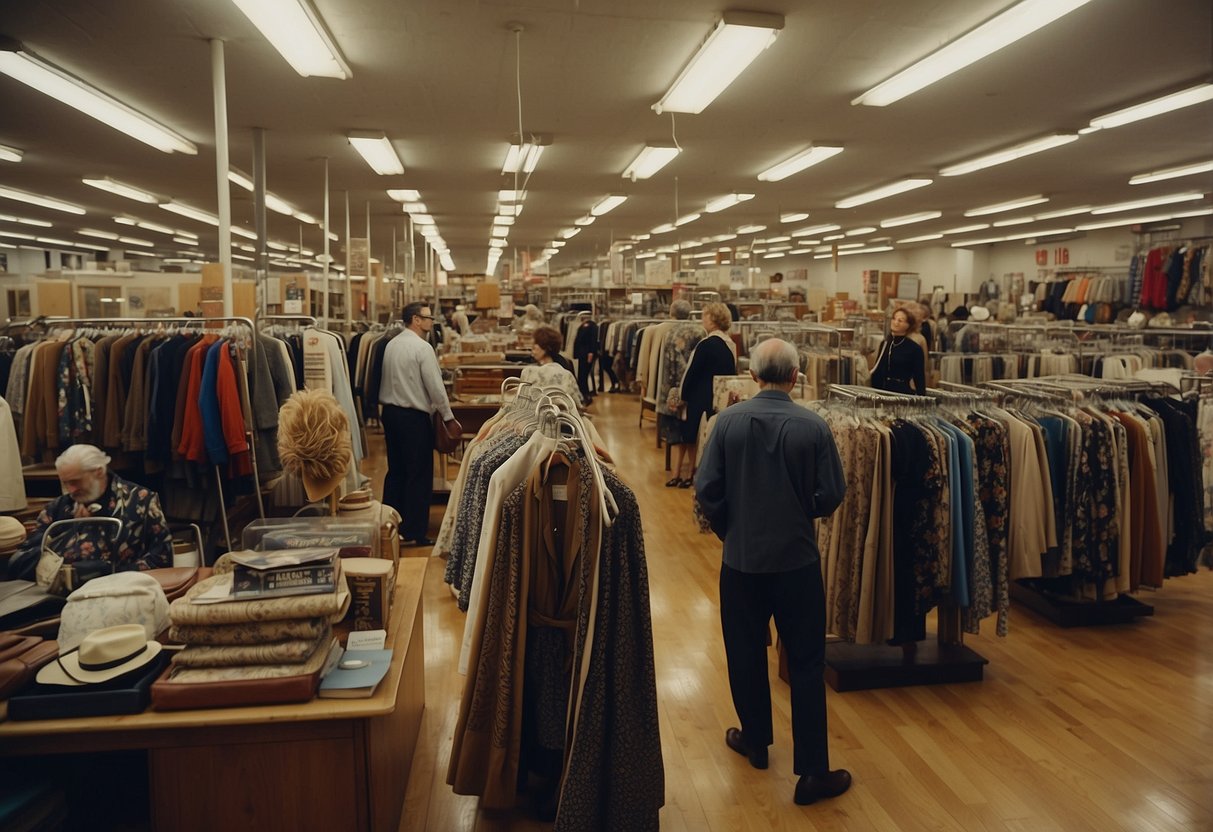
[654,11,783,114]
[134,219,175,235]
[229,0,350,78]
[113,216,137,226]
[651,223,676,234]
[823,233,845,241]
[0,143,23,163]
[117,236,153,246]
[0,212,52,227]
[836,243,866,250]
[491,226,509,238]
[845,227,877,236]
[757,145,845,182]
[231,226,257,240]
[898,233,944,243]
[79,228,120,240]
[160,201,219,225]
[0,230,36,240]
[1089,83,1213,131]
[228,169,255,191]
[498,189,526,202]
[1090,192,1205,214]
[710,233,738,242]
[762,252,786,260]
[501,141,546,175]
[171,236,194,245]
[780,212,810,223]
[622,145,681,180]
[964,195,1048,216]
[940,133,1079,176]
[880,210,942,228]
[632,233,651,241]
[944,223,990,234]
[38,236,101,248]
[0,185,85,215]
[267,241,289,251]
[792,224,840,237]
[1130,160,1213,185]
[0,49,197,154]
[636,252,657,259]
[411,214,435,225]
[675,213,701,226]
[814,245,895,259]
[1076,209,1213,231]
[853,0,1094,106]
[347,131,404,175]
[293,211,318,224]
[489,239,508,249]
[265,193,295,215]
[574,216,596,227]
[1033,205,1091,220]
[992,216,1034,227]
[704,193,755,213]
[590,195,628,216]
[560,227,581,239]
[494,215,515,226]
[387,189,421,202]
[788,249,812,256]
[551,241,566,248]
[736,224,766,234]
[950,236,1007,247]
[836,178,932,209]
[400,202,427,214]
[768,244,793,252]
[764,235,791,243]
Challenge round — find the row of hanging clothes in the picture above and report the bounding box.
[438,379,663,831]
[345,321,400,424]
[1130,240,1212,311]
[1032,270,1129,322]
[0,323,25,512]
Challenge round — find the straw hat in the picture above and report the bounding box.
[278,389,352,502]
[37,623,163,686]
[969,305,991,322]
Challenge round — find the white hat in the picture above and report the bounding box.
[57,571,170,653]
[36,623,163,686]
[969,305,991,322]
[1127,311,1147,327]
[0,516,26,549]
[455,304,466,311]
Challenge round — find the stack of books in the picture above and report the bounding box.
[229,548,341,599]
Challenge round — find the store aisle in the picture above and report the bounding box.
[363,394,1213,832]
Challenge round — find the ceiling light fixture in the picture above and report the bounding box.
[293,211,318,224]
[898,233,944,243]
[117,236,153,247]
[494,215,515,226]
[757,145,845,182]
[814,245,896,259]
[964,194,1049,216]
[736,224,766,234]
[654,11,784,114]
[1090,192,1205,214]
[651,223,676,234]
[0,212,52,228]
[853,0,1094,107]
[0,47,197,154]
[836,178,933,209]
[399,202,427,214]
[411,214,435,225]
[1033,205,1092,220]
[992,216,1034,227]
[78,228,120,240]
[160,201,219,226]
[0,185,85,215]
[792,224,840,237]
[675,212,701,226]
[880,210,942,228]
[501,140,546,175]
[387,189,421,202]
[621,144,681,180]
[0,143,23,162]
[230,226,257,240]
[347,131,404,175]
[822,233,845,241]
[1129,160,1213,185]
[498,189,526,202]
[944,223,991,234]
[574,215,596,227]
[780,212,810,223]
[264,193,295,215]
[229,0,350,78]
[940,133,1080,176]
[491,226,509,238]
[134,219,176,235]
[1088,83,1213,131]
[845,227,877,236]
[560,227,581,239]
[590,194,628,216]
[704,193,755,213]
[228,169,254,191]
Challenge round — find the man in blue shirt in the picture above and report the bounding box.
[695,338,851,806]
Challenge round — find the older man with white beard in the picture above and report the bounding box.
[5,444,173,582]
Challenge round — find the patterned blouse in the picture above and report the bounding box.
[11,473,173,576]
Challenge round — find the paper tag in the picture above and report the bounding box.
[347,629,387,651]
[552,484,568,501]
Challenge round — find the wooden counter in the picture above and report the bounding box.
[0,558,428,832]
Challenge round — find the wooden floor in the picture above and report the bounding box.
[361,393,1213,832]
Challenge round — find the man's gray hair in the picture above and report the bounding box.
[670,300,692,320]
[750,338,799,384]
[55,444,111,473]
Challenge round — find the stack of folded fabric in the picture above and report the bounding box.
[0,515,27,554]
[152,556,350,710]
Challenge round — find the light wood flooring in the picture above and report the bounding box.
[360,393,1213,832]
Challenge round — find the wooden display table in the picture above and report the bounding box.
[0,558,428,832]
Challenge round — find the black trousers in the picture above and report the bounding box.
[719,561,829,776]
[598,352,619,390]
[576,356,596,399]
[381,405,433,540]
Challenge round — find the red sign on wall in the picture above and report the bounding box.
[1035,249,1048,266]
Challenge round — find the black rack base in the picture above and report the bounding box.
[1010,581,1154,627]
[824,641,988,692]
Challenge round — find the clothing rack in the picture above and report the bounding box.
[816,383,989,691]
[44,315,266,550]
[256,313,319,328]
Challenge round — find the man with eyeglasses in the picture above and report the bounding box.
[379,301,460,547]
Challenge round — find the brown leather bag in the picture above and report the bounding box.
[433,412,463,454]
[0,635,59,700]
[147,567,200,602]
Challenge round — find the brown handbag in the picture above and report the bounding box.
[433,412,463,454]
[147,567,201,602]
[0,638,59,700]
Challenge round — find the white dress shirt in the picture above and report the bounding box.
[379,329,454,421]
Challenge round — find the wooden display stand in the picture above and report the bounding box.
[1010,580,1154,627]
[0,559,429,832]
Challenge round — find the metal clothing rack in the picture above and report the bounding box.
[815,383,988,691]
[46,315,266,551]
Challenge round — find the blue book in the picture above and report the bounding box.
[317,648,393,699]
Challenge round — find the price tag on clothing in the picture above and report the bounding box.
[347,629,387,651]
[552,485,568,502]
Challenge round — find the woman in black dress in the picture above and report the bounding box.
[871,307,927,395]
[666,302,737,487]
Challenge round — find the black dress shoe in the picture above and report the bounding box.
[408,537,435,547]
[794,769,852,805]
[725,727,768,770]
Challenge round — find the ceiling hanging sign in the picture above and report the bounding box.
[349,237,369,277]
[645,257,673,286]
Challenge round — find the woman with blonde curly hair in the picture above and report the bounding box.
[666,302,737,487]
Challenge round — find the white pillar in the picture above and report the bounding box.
[322,158,330,327]
[211,39,233,317]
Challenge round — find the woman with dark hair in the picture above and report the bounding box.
[521,325,582,407]
[666,302,737,487]
[870,307,926,395]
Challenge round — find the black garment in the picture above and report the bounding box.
[598,352,620,391]
[553,353,575,375]
[871,336,925,395]
[576,356,596,401]
[888,420,931,644]
[381,405,434,540]
[719,561,829,777]
[573,320,599,400]
[672,335,735,445]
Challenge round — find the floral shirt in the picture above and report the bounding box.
[12,473,172,575]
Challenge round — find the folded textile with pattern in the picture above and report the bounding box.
[158,635,330,683]
[169,573,350,626]
[168,616,327,645]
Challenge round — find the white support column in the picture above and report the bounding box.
[211,39,233,317]
[322,158,330,327]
